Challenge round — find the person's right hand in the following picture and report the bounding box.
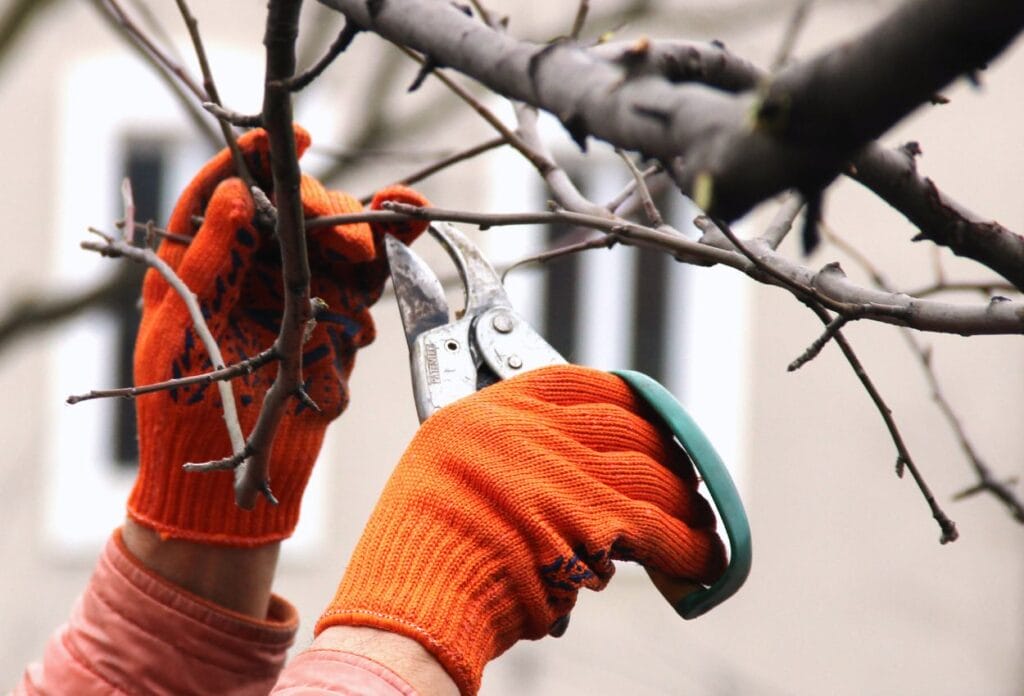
[316,365,726,694]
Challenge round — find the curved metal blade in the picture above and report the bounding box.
[428,223,511,314]
[385,235,450,348]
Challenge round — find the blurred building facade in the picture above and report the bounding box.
[1,1,1022,694]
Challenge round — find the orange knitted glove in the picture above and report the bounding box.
[316,365,726,694]
[129,127,429,546]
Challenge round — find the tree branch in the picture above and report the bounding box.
[286,19,359,91]
[175,0,255,186]
[89,0,220,149]
[81,232,246,461]
[67,346,278,404]
[341,202,1024,336]
[318,0,1024,221]
[709,217,957,543]
[227,0,310,509]
[851,144,1024,292]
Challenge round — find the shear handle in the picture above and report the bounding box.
[612,370,752,619]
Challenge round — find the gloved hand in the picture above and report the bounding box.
[129,126,429,546]
[316,365,726,694]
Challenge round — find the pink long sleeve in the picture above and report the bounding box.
[13,531,415,696]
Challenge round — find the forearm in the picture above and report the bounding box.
[15,530,297,695]
[122,518,280,619]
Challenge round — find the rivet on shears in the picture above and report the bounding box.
[507,355,523,369]
[491,312,514,334]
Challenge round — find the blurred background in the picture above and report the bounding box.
[1,0,1022,693]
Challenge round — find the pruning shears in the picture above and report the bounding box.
[384,223,751,619]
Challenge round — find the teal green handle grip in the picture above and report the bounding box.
[613,370,752,619]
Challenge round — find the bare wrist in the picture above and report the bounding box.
[313,626,459,696]
[121,518,281,619]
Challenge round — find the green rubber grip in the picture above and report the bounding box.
[613,370,752,619]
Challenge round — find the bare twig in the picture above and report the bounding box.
[174,0,254,186]
[823,224,1024,524]
[826,303,959,543]
[787,314,849,371]
[501,233,617,282]
[615,149,663,227]
[906,281,1020,299]
[682,216,958,541]
[771,0,812,70]
[314,202,1024,335]
[83,182,246,458]
[286,20,359,90]
[569,0,589,40]
[120,219,193,245]
[89,0,220,148]
[358,136,507,204]
[99,0,205,98]
[202,102,263,128]
[394,45,555,178]
[67,346,278,404]
[605,164,662,213]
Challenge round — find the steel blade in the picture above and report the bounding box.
[428,223,511,314]
[385,235,451,348]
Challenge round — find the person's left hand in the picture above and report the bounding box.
[129,126,429,546]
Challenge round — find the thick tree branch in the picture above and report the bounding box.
[318,0,1024,222]
[851,144,1024,292]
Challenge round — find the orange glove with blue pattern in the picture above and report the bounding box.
[129,127,429,546]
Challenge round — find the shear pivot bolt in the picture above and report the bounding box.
[508,355,523,369]
[492,313,514,334]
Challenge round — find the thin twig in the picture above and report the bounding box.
[824,301,959,543]
[711,217,957,542]
[90,0,220,148]
[615,149,663,227]
[501,233,617,282]
[823,224,1024,524]
[787,314,849,371]
[120,219,193,245]
[394,45,554,177]
[286,20,359,91]
[771,0,813,70]
[605,164,662,212]
[84,187,246,457]
[174,0,254,187]
[303,203,1024,335]
[358,136,507,204]
[905,281,1019,299]
[100,0,205,98]
[570,0,589,39]
[67,346,278,404]
[202,102,263,128]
